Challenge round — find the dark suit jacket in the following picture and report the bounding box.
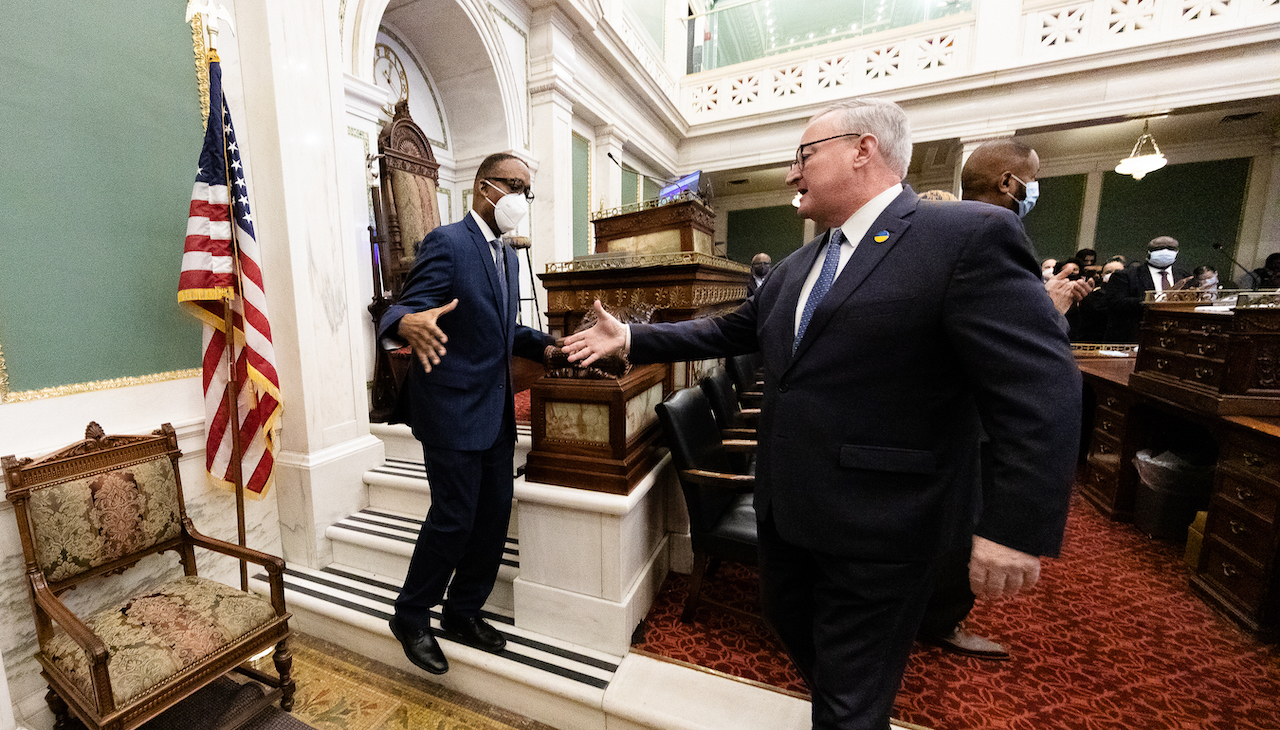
[379,215,553,451]
[630,188,1079,563]
[746,276,762,298]
[1102,262,1191,342]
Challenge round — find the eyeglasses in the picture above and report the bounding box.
[791,133,863,171]
[485,178,535,202]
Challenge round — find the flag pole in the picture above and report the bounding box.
[205,15,250,590]
[221,302,250,592]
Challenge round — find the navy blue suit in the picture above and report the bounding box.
[629,188,1079,728]
[379,214,552,625]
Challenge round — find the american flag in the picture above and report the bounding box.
[179,56,281,497]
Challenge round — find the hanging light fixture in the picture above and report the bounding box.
[1115,120,1167,180]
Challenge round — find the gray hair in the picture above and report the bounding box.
[812,99,912,179]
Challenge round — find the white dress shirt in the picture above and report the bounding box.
[793,183,903,337]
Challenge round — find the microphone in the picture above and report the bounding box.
[1211,243,1252,278]
[504,235,532,250]
[606,152,680,186]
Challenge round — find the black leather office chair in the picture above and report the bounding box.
[656,387,758,622]
[725,352,764,409]
[699,366,758,438]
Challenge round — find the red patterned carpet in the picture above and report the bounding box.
[631,489,1280,729]
[515,389,531,425]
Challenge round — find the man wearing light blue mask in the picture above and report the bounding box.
[1102,236,1191,342]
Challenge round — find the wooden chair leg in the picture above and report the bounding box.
[706,556,722,580]
[45,687,82,730]
[273,638,296,711]
[681,553,709,623]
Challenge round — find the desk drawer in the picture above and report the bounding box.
[1207,497,1278,565]
[1200,538,1267,614]
[1087,430,1122,470]
[1215,469,1280,523]
[1220,435,1280,493]
[1148,332,1227,361]
[1094,411,1128,441]
[1096,388,1136,412]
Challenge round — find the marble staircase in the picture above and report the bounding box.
[252,422,815,730]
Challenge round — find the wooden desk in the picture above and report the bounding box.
[1078,355,1280,638]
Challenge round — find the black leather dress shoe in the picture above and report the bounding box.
[440,614,507,653]
[389,616,448,674]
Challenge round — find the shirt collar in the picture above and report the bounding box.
[470,209,499,243]
[839,183,903,244]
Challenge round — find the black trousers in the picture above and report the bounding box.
[394,436,514,628]
[758,514,937,730]
[918,531,976,637]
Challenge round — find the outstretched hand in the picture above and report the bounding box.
[398,298,458,372]
[969,535,1041,601]
[560,300,627,368]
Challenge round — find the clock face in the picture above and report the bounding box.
[373,43,408,113]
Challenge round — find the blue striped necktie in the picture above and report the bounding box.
[491,239,507,317]
[795,227,844,351]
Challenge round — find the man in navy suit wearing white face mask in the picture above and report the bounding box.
[1103,236,1190,342]
[378,153,555,676]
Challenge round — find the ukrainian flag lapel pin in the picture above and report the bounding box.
[873,230,890,244]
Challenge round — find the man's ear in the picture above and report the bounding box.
[850,134,879,169]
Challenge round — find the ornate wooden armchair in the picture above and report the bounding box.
[368,100,443,422]
[2,423,294,730]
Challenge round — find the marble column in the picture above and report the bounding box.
[529,8,580,269]
[595,125,627,213]
[231,0,385,569]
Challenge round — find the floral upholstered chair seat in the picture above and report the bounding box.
[43,575,279,707]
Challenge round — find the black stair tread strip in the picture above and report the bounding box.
[263,570,621,673]
[328,523,518,563]
[371,466,428,477]
[343,514,421,535]
[384,457,425,466]
[266,575,616,681]
[331,522,419,544]
[278,567,395,605]
[359,509,424,525]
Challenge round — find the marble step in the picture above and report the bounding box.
[251,564,815,730]
[325,507,519,613]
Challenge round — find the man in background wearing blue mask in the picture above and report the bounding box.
[1102,236,1190,342]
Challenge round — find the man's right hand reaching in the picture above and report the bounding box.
[561,300,627,368]
[398,298,458,372]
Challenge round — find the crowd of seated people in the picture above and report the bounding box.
[1052,240,1277,343]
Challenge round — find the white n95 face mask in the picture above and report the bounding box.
[483,181,529,233]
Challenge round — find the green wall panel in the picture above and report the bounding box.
[1095,158,1251,279]
[0,2,203,393]
[572,133,590,257]
[727,206,807,266]
[642,176,661,203]
[1022,174,1087,265]
[622,168,639,206]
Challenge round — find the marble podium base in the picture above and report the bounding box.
[513,452,686,655]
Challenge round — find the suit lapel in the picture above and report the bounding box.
[466,216,509,334]
[775,232,830,354]
[789,189,917,364]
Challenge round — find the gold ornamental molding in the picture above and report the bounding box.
[1,367,202,405]
[546,281,748,315]
[191,13,211,125]
[544,251,749,275]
